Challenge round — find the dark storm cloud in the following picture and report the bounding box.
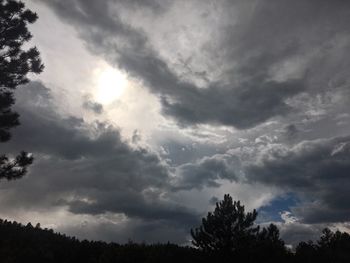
[221,0,350,76]
[161,79,304,128]
[67,193,196,226]
[245,136,350,224]
[0,81,199,242]
[174,153,240,190]
[283,124,299,140]
[6,83,125,160]
[117,0,168,13]
[38,0,323,129]
[279,221,325,247]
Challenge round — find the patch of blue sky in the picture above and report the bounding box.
[257,193,299,223]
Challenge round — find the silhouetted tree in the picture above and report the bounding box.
[0,219,203,263]
[0,0,43,180]
[295,241,318,263]
[294,228,350,263]
[190,194,259,259]
[254,223,289,262]
[317,228,350,263]
[257,224,283,245]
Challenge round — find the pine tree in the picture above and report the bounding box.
[190,194,259,255]
[0,0,43,180]
[254,223,288,262]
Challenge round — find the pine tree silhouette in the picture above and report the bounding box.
[0,0,43,180]
[191,194,259,259]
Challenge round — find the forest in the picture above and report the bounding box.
[0,194,350,263]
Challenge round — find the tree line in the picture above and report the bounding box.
[190,194,350,262]
[0,195,349,262]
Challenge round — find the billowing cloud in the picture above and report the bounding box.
[0,81,199,242]
[37,0,328,129]
[277,211,326,247]
[245,137,350,224]
[174,153,240,190]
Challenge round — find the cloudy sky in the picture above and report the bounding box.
[2,0,350,246]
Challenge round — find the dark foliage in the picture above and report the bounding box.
[0,216,348,262]
[0,195,350,262]
[252,223,290,263]
[191,194,259,253]
[0,0,43,180]
[0,219,202,263]
[191,194,290,262]
[295,228,350,263]
[0,151,33,180]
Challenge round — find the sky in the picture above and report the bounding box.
[1,0,350,246]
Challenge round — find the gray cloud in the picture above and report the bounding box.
[82,98,103,114]
[1,81,199,242]
[174,153,240,190]
[38,0,317,129]
[167,132,350,227]
[283,124,299,140]
[117,0,168,13]
[7,85,125,160]
[245,137,350,224]
[279,221,325,247]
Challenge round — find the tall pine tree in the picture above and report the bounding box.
[190,194,289,262]
[0,0,43,180]
[190,194,259,255]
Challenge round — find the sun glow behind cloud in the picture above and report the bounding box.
[94,66,128,105]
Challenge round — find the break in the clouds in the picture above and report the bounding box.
[2,0,350,244]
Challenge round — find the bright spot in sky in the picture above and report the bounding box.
[94,66,128,104]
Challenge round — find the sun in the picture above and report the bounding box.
[94,66,128,104]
